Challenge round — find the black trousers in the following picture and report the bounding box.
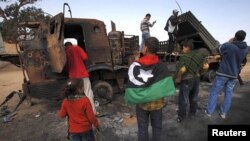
[136,106,162,141]
[167,33,176,53]
[178,77,200,120]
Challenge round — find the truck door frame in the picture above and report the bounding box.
[47,12,66,73]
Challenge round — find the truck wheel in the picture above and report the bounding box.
[93,81,113,103]
[207,69,216,82]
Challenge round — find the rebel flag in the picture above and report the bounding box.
[125,61,176,104]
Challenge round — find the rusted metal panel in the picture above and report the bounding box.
[21,49,49,83]
[0,54,20,66]
[13,12,140,99]
[64,18,112,66]
[23,79,67,99]
[108,31,124,65]
[47,13,66,73]
[47,35,66,72]
[123,35,139,54]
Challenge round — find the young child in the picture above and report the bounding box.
[58,79,100,141]
[175,39,208,123]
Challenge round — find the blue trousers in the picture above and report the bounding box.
[136,105,162,141]
[140,32,150,52]
[206,75,237,114]
[70,130,95,141]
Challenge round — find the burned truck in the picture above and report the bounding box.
[4,12,139,102]
[0,10,221,106]
[157,11,221,82]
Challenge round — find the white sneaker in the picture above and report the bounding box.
[205,110,211,117]
[220,113,226,119]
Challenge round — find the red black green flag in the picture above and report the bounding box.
[125,61,175,104]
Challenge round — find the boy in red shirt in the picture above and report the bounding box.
[58,79,100,141]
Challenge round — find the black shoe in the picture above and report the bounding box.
[189,111,196,116]
[177,117,184,123]
[188,114,196,119]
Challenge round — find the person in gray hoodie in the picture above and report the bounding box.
[206,30,249,119]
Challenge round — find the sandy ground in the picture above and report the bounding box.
[0,55,250,141]
[2,43,18,54]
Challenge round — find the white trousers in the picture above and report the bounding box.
[82,77,96,114]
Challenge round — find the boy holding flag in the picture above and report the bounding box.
[125,37,175,141]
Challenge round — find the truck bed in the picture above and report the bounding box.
[158,11,219,55]
[177,11,219,54]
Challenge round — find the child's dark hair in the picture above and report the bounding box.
[63,79,84,98]
[64,42,73,47]
[182,39,194,50]
[145,37,159,54]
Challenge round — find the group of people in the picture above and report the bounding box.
[126,36,209,141]
[140,9,180,54]
[56,14,248,141]
[133,24,248,140]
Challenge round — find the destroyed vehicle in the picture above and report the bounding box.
[0,10,221,107]
[0,11,139,104]
[157,11,221,82]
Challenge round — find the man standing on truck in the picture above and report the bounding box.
[140,13,156,53]
[175,39,208,123]
[164,9,181,54]
[205,30,248,119]
[64,42,97,115]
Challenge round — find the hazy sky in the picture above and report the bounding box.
[1,0,250,44]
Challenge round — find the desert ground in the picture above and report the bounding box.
[0,55,250,141]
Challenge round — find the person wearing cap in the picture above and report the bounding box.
[205,30,248,119]
[64,42,97,115]
[164,9,181,54]
[175,39,208,123]
[140,13,156,52]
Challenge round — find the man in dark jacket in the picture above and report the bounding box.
[206,30,249,119]
[164,9,181,54]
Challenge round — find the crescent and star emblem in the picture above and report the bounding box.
[128,62,154,86]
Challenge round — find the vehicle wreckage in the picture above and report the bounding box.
[0,4,221,110]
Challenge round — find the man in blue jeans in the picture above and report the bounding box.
[206,30,248,119]
[139,13,156,52]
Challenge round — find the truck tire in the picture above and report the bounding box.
[207,69,216,83]
[93,81,113,102]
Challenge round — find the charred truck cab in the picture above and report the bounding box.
[18,10,138,101]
